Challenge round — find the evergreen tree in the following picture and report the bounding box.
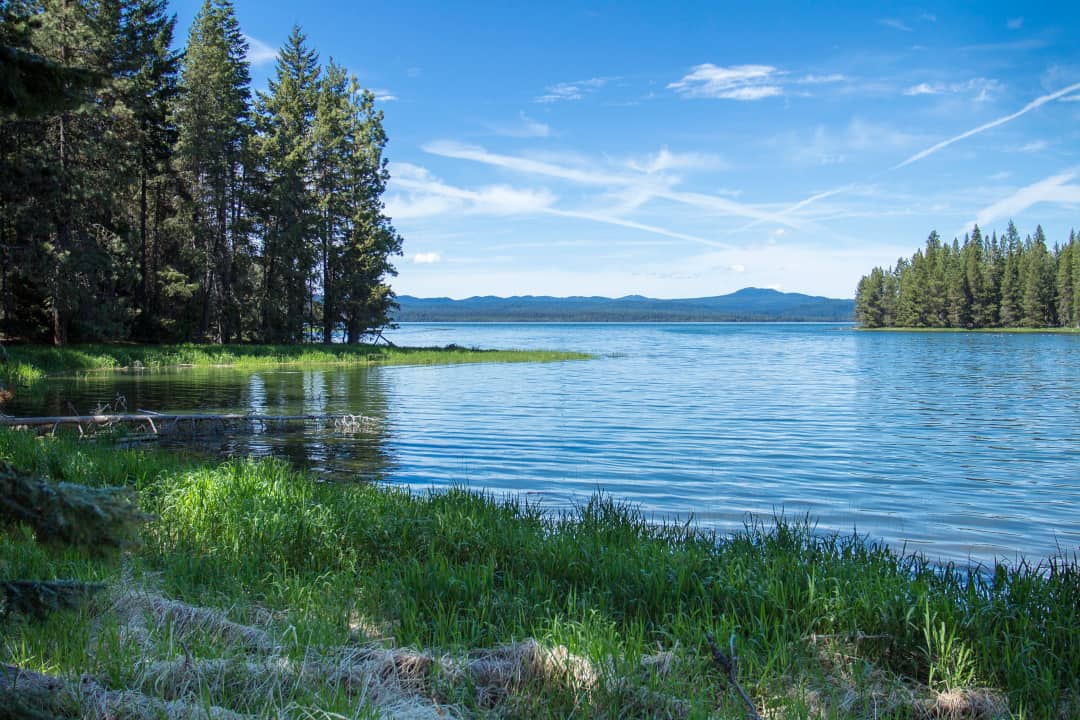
[999,222,1023,327]
[255,25,320,343]
[1056,240,1075,328]
[1021,226,1055,327]
[313,60,351,343]
[173,0,252,342]
[340,82,402,342]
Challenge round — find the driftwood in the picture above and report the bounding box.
[0,413,377,437]
[705,632,762,720]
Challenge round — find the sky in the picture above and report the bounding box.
[172,1,1080,299]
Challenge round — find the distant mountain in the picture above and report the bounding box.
[393,288,854,322]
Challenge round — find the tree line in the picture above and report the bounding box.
[855,222,1080,329]
[0,0,402,346]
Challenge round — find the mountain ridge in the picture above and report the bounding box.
[394,287,854,322]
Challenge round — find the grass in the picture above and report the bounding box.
[1,342,590,387]
[1,430,1078,718]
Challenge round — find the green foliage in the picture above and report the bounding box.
[1,1,401,346]
[856,223,1080,329]
[0,462,150,551]
[2,431,1078,716]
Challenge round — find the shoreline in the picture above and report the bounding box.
[1,430,1076,717]
[1,342,591,386]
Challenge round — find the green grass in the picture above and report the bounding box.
[1,342,590,387]
[1,430,1078,718]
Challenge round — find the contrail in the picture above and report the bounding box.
[893,81,1080,170]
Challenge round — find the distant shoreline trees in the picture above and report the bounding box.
[855,223,1080,329]
[0,0,401,345]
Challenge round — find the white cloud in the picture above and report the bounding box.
[894,81,1080,169]
[970,171,1080,228]
[372,88,398,102]
[797,74,847,85]
[904,82,940,96]
[903,78,1003,102]
[879,18,912,32]
[1017,140,1049,153]
[625,147,728,174]
[243,34,278,66]
[534,77,608,103]
[494,112,551,138]
[667,64,783,100]
[420,141,826,238]
[412,252,442,264]
[1061,95,1080,103]
[1007,17,1024,30]
[389,162,556,217]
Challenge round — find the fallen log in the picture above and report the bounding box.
[1,413,359,427]
[0,413,378,439]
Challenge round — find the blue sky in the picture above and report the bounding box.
[174,1,1080,299]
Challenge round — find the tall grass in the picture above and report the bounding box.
[1,430,1077,717]
[1,343,589,387]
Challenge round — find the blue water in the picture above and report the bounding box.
[10,323,1080,565]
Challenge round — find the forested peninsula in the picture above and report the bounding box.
[1,0,401,347]
[855,223,1080,329]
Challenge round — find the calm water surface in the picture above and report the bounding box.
[9,323,1080,565]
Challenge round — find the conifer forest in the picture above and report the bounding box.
[0,0,402,345]
[855,223,1080,329]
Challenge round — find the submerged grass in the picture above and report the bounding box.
[1,342,590,388]
[1,430,1077,718]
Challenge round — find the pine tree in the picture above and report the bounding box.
[1000,221,1023,327]
[1056,240,1075,328]
[254,25,320,343]
[313,60,351,343]
[340,82,402,342]
[173,0,252,342]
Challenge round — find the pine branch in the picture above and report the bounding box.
[1,580,104,620]
[0,463,151,552]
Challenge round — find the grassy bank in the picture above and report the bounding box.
[1,342,590,387]
[2,432,1077,718]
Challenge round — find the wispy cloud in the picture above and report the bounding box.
[879,18,912,32]
[243,34,278,66]
[389,162,556,216]
[971,171,1080,228]
[780,118,925,167]
[1016,140,1049,153]
[388,161,721,245]
[1006,17,1024,30]
[493,112,551,138]
[902,78,1003,102]
[904,83,938,96]
[668,64,783,100]
[535,77,608,103]
[624,147,728,174]
[893,81,1080,169]
[412,252,442,264]
[797,73,848,85]
[422,140,811,229]
[544,208,720,246]
[372,88,398,102]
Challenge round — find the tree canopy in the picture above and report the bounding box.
[0,0,402,345]
[856,223,1080,329]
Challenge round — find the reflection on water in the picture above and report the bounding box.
[7,323,1080,565]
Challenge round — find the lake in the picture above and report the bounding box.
[8,323,1080,565]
